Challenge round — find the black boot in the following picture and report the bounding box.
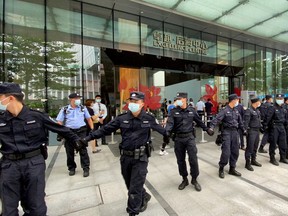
[140,192,151,212]
[191,178,201,192]
[245,159,254,171]
[258,146,267,153]
[228,167,241,176]
[279,156,288,164]
[219,167,225,179]
[251,158,262,167]
[270,155,279,166]
[178,177,189,190]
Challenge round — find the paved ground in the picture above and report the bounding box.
[15,129,288,215]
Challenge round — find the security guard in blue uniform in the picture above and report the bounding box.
[56,93,93,177]
[243,97,262,171]
[262,93,288,166]
[258,95,273,153]
[0,83,83,216]
[165,92,214,191]
[83,92,168,216]
[210,94,245,179]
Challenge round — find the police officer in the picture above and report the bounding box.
[165,92,214,191]
[82,92,168,216]
[0,83,83,216]
[283,97,288,159]
[56,93,93,177]
[210,94,245,179]
[258,95,273,153]
[243,97,262,171]
[262,94,288,165]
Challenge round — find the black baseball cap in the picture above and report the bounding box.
[129,91,145,100]
[0,82,22,94]
[228,94,240,102]
[69,93,82,98]
[175,92,188,99]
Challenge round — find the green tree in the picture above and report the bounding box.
[1,35,79,101]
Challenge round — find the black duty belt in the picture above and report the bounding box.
[4,149,41,160]
[120,146,146,159]
[223,127,238,131]
[175,132,193,138]
[71,126,87,133]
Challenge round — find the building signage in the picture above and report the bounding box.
[153,31,208,55]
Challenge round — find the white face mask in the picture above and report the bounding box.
[176,100,183,107]
[95,99,101,103]
[74,99,81,106]
[128,102,141,113]
[0,97,9,111]
[234,101,239,107]
[276,99,284,106]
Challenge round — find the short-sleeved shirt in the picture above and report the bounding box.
[196,101,205,111]
[56,105,91,129]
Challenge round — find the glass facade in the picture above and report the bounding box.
[1,0,288,115]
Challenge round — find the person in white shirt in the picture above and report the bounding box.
[92,95,108,146]
[196,97,206,118]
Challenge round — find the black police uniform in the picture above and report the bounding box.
[85,108,166,215]
[258,101,273,151]
[243,104,262,170]
[0,106,80,216]
[210,103,244,176]
[263,98,288,165]
[283,101,288,158]
[165,103,209,190]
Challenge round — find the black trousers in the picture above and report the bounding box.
[219,129,239,168]
[174,136,199,179]
[0,155,46,216]
[260,131,269,147]
[269,125,287,158]
[64,128,90,171]
[120,155,148,214]
[245,129,260,160]
[94,122,106,144]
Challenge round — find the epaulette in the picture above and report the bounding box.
[146,111,155,117]
[29,108,45,114]
[118,111,128,116]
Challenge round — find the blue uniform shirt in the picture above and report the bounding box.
[56,105,91,129]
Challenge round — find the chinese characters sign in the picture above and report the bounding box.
[153,31,208,55]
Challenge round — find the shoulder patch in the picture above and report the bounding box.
[146,111,155,117]
[118,111,128,116]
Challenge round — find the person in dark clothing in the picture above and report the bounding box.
[82,92,169,216]
[205,98,213,127]
[210,94,245,179]
[258,95,273,153]
[0,82,83,216]
[243,97,262,171]
[165,92,214,191]
[236,101,245,150]
[262,94,288,166]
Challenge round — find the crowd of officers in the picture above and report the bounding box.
[1,81,288,216]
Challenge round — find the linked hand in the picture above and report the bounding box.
[206,128,214,136]
[243,130,248,136]
[74,139,88,152]
[260,127,265,134]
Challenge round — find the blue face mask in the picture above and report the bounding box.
[74,99,81,106]
[234,101,239,107]
[276,99,284,106]
[0,97,9,111]
[176,100,183,107]
[128,102,141,113]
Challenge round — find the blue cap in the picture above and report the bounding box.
[0,82,22,94]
